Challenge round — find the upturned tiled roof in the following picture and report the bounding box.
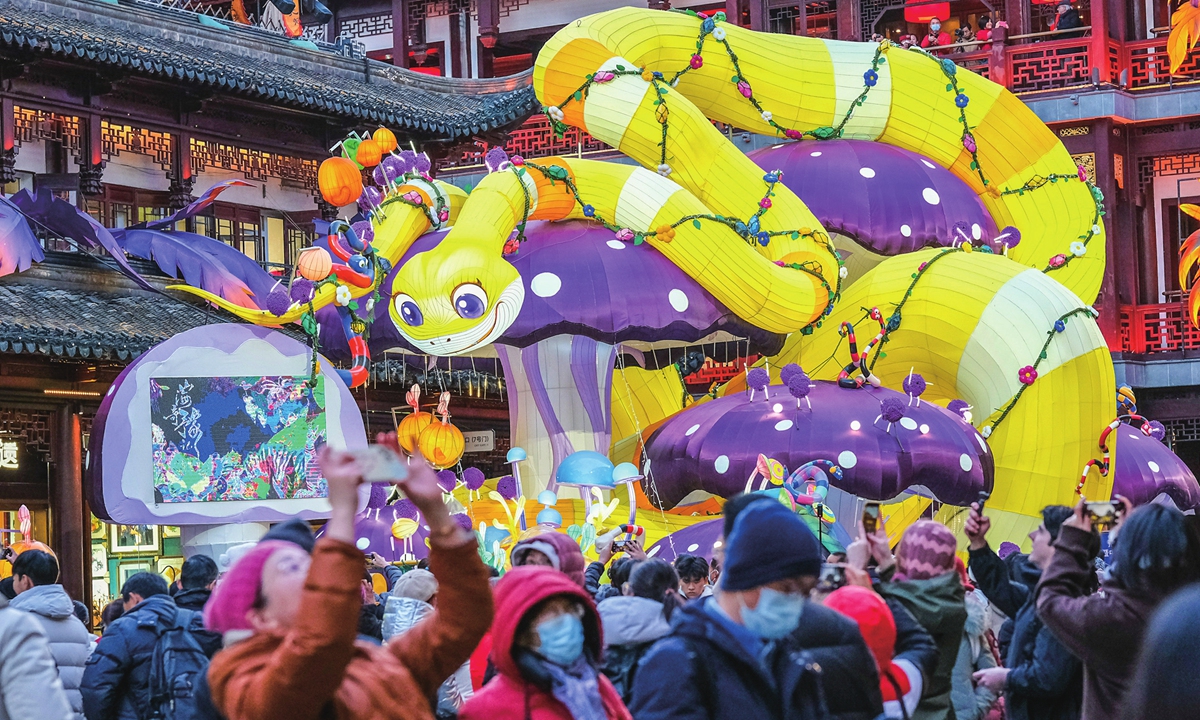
[0,0,538,139]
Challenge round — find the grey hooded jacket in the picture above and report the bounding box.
[0,593,74,720]
[10,585,91,720]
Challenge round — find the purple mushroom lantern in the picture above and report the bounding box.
[1112,425,1200,510]
[319,503,432,563]
[646,518,724,563]
[641,381,993,510]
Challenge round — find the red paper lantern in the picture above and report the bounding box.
[904,0,950,24]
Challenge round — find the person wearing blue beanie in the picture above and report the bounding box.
[629,500,829,720]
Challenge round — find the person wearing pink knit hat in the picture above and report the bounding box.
[204,432,493,720]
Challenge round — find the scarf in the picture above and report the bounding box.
[542,656,608,720]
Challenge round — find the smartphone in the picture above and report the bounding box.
[348,445,409,483]
[817,563,847,592]
[612,539,631,552]
[863,502,881,534]
[1086,501,1119,532]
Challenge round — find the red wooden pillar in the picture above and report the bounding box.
[988,25,1008,88]
[836,0,860,41]
[53,406,85,603]
[391,0,411,68]
[1090,0,1109,83]
[1,96,15,186]
[747,0,767,31]
[1004,0,1029,37]
[477,0,499,78]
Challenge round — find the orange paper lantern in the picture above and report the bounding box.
[418,421,465,469]
[373,127,399,154]
[318,156,364,207]
[397,411,434,454]
[296,246,333,281]
[356,138,383,168]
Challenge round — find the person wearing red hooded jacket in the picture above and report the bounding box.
[825,586,924,720]
[459,566,631,720]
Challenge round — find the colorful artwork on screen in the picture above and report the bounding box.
[149,375,328,503]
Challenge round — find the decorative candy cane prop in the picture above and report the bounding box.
[619,523,645,547]
[837,309,886,389]
[1077,414,1152,495]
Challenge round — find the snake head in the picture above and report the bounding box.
[388,243,525,356]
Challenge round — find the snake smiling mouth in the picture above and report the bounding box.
[396,277,525,356]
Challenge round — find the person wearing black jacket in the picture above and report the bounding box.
[172,555,218,612]
[966,503,1081,720]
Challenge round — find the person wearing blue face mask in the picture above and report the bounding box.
[460,565,633,720]
[629,501,829,720]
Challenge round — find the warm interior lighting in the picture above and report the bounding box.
[43,389,103,398]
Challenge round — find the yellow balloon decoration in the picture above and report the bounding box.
[391,517,418,540]
[418,421,464,470]
[397,411,433,454]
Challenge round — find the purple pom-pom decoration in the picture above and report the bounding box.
[414,152,432,174]
[903,373,927,397]
[952,221,972,245]
[351,221,375,245]
[436,470,457,493]
[396,150,418,175]
[485,147,510,173]
[372,164,389,187]
[367,482,388,509]
[497,475,519,500]
[880,397,906,423]
[463,467,486,491]
[1149,420,1166,441]
[746,367,770,391]
[381,154,405,181]
[289,278,314,303]
[394,498,419,520]
[451,513,473,531]
[787,372,811,399]
[358,186,383,211]
[261,287,292,315]
[779,363,804,386]
[946,399,970,418]
[995,226,1021,248]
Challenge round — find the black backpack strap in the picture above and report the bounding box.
[148,608,195,712]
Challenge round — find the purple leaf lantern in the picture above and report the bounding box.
[436,470,457,493]
[880,397,906,423]
[462,467,486,491]
[414,153,432,175]
[903,373,927,397]
[394,498,420,520]
[780,363,804,386]
[497,475,519,500]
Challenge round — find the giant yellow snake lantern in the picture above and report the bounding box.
[174,8,1119,528]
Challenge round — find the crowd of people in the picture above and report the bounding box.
[1,435,1199,720]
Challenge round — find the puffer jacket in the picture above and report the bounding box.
[511,533,587,588]
[0,593,73,720]
[596,596,671,703]
[382,596,474,711]
[951,590,998,720]
[9,585,91,720]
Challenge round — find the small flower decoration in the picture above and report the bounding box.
[961,242,973,253]
[839,266,848,278]
[365,298,376,314]
[761,110,773,122]
[918,262,928,271]
[502,238,520,255]
[690,54,704,69]
[759,197,772,209]
[657,163,672,177]
[756,231,770,246]
[652,71,664,80]
[940,58,957,76]
[981,426,992,438]
[1077,164,1088,182]
[335,285,352,307]
[962,132,977,154]
[864,69,879,87]
[1091,224,1102,235]
[615,228,636,242]
[736,80,752,98]
[546,105,565,122]
[1048,253,1067,268]
[1069,241,1087,257]
[438,208,449,223]
[582,204,596,218]
[641,68,654,82]
[592,71,614,84]
[763,171,780,183]
[402,190,423,205]
[656,224,676,242]
[511,155,525,166]
[712,26,726,41]
[784,129,802,140]
[955,93,969,108]
[1054,319,1066,333]
[1018,365,1038,385]
[701,17,715,33]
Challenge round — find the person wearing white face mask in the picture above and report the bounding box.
[920,18,952,49]
[629,501,829,720]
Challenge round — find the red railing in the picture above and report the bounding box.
[1120,302,1200,354]
[683,355,760,386]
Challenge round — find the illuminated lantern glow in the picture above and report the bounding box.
[391,517,418,540]
[318,156,364,207]
[418,421,465,469]
[295,246,334,282]
[904,0,950,23]
[373,127,399,154]
[356,138,383,168]
[396,411,434,454]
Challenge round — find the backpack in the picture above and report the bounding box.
[147,607,211,720]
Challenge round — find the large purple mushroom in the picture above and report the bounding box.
[645,518,723,563]
[748,140,999,255]
[317,505,431,563]
[1112,426,1200,509]
[641,380,993,509]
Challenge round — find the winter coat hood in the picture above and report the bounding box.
[172,587,212,612]
[597,596,670,647]
[882,570,968,636]
[491,566,603,679]
[825,586,895,670]
[11,584,75,620]
[511,532,587,588]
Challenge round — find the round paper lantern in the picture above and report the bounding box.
[318,156,364,207]
[10,541,55,558]
[418,421,465,469]
[295,246,333,281]
[391,517,418,540]
[373,127,399,155]
[904,0,949,23]
[396,411,434,454]
[356,138,383,168]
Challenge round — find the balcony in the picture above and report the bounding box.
[1120,302,1200,356]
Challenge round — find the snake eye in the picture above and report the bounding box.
[393,293,424,326]
[452,283,488,320]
